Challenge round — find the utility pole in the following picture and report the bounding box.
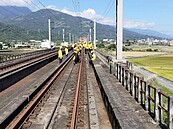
[27,30,29,35]
[89,28,92,41]
[69,33,71,44]
[63,28,65,43]
[72,35,75,44]
[48,19,51,49]
[116,0,123,61]
[94,20,96,49]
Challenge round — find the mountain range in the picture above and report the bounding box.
[0,6,172,42]
[128,28,172,39]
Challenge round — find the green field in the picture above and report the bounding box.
[128,54,173,81]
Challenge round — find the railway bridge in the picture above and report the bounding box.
[0,48,172,129]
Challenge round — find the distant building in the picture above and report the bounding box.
[80,36,87,43]
[103,39,109,42]
[41,40,51,49]
[61,42,68,46]
[169,40,173,46]
[14,44,30,48]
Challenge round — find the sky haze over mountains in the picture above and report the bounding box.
[0,0,173,39]
[0,0,172,37]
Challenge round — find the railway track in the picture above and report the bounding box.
[0,49,58,77]
[0,48,161,129]
[70,50,88,129]
[1,49,90,129]
[0,49,74,92]
[1,52,74,129]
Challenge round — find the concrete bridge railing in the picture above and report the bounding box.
[108,59,173,129]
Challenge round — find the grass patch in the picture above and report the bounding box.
[128,54,173,81]
[150,78,173,96]
[149,78,173,125]
[147,68,173,81]
[128,54,173,67]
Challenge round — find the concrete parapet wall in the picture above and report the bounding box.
[106,56,173,129]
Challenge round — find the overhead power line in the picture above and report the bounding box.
[71,0,78,13]
[102,0,114,17]
[103,0,115,19]
[36,0,59,19]
[22,0,40,11]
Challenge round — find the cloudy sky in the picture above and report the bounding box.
[0,0,173,36]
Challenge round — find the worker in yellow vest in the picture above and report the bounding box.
[91,51,96,61]
[73,46,80,64]
[89,50,96,64]
[58,46,63,63]
[65,45,68,57]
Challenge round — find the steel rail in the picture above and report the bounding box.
[0,51,57,76]
[0,50,57,70]
[8,55,73,129]
[70,50,84,129]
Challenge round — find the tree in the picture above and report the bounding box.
[56,40,61,46]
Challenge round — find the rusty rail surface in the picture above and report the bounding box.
[0,50,58,77]
[0,49,51,63]
[70,50,84,129]
[0,49,58,71]
[6,55,73,129]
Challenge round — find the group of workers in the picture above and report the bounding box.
[58,41,96,64]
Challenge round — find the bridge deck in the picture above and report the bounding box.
[93,57,161,129]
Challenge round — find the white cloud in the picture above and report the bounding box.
[123,20,155,29]
[46,7,115,25]
[47,5,58,11]
[56,7,156,29]
[4,2,154,29]
[46,7,156,30]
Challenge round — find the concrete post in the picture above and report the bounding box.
[119,65,122,82]
[132,74,136,98]
[116,0,123,61]
[155,87,162,122]
[112,62,115,76]
[145,82,149,111]
[116,63,119,79]
[138,77,141,104]
[158,90,163,123]
[125,69,128,90]
[122,67,125,86]
[128,72,134,96]
[109,61,112,74]
[168,96,173,129]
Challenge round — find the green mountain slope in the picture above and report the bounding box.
[0,22,47,42]
[3,9,155,41]
[0,8,162,42]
